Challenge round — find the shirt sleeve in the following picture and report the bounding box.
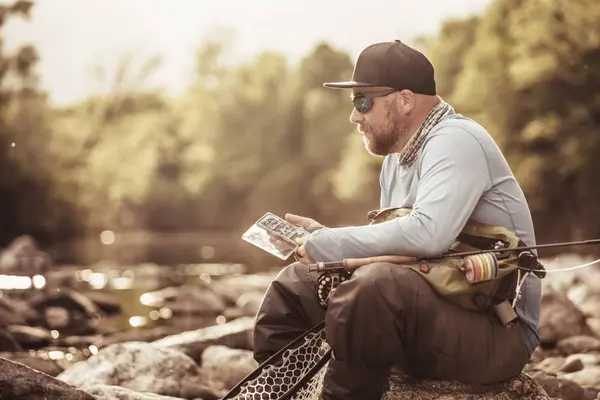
[303,125,492,262]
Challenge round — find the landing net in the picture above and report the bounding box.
[222,322,330,400]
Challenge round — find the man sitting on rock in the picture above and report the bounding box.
[253,40,542,400]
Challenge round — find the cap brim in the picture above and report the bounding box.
[323,81,381,89]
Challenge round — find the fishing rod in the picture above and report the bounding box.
[307,238,600,276]
[442,238,600,258]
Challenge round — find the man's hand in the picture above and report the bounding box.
[293,235,313,265]
[284,213,325,264]
[285,213,325,231]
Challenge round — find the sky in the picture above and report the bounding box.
[3,0,492,106]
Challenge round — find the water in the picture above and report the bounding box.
[1,261,249,335]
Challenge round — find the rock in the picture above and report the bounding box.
[564,353,600,367]
[210,273,274,306]
[0,235,51,276]
[235,291,265,317]
[44,306,70,329]
[85,291,123,315]
[535,356,566,374]
[6,325,53,348]
[34,346,91,371]
[530,370,585,400]
[568,282,600,318]
[560,357,585,373]
[562,365,600,389]
[178,377,224,400]
[102,326,173,347]
[140,284,227,316]
[0,305,21,328]
[0,357,94,399]
[538,291,593,346]
[152,316,254,363]
[587,387,600,400]
[59,334,104,348]
[223,306,247,321]
[529,347,561,364]
[84,384,185,400]
[378,369,550,399]
[0,295,39,327]
[0,330,22,352]
[28,288,102,335]
[200,345,258,391]
[57,341,202,399]
[588,318,600,338]
[1,351,64,376]
[558,335,600,355]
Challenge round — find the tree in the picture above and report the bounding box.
[423,0,600,246]
[0,1,85,248]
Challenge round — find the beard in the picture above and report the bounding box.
[358,105,410,156]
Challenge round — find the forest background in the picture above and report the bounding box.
[2,0,599,272]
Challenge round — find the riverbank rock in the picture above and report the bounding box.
[538,291,594,346]
[56,341,223,399]
[57,341,196,395]
[152,316,253,362]
[139,284,227,316]
[27,288,103,335]
[84,385,186,400]
[0,295,39,327]
[5,324,53,348]
[210,272,274,306]
[1,350,71,376]
[200,345,258,391]
[0,357,95,400]
[380,368,550,400]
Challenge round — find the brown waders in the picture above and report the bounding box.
[253,262,531,400]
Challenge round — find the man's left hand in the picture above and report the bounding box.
[294,236,313,265]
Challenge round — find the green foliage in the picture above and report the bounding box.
[0,1,85,247]
[424,0,600,242]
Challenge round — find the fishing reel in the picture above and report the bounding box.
[315,270,352,309]
[515,251,546,278]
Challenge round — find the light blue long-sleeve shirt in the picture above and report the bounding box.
[303,113,541,354]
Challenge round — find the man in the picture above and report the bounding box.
[253,40,541,399]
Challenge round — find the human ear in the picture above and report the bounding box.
[398,90,416,115]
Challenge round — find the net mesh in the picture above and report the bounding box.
[227,327,330,400]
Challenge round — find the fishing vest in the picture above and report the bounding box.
[366,207,534,320]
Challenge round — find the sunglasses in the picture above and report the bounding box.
[351,89,398,113]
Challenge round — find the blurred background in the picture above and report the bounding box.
[2,3,600,396]
[0,0,599,333]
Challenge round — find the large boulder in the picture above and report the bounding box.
[223,361,550,400]
[380,368,550,400]
[0,357,95,400]
[56,341,197,394]
[56,341,221,399]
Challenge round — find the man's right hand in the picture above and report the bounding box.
[285,213,325,232]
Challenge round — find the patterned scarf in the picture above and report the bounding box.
[397,98,455,166]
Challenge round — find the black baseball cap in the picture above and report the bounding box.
[323,40,436,95]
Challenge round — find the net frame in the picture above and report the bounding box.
[221,321,330,400]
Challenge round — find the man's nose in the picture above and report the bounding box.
[350,107,363,124]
